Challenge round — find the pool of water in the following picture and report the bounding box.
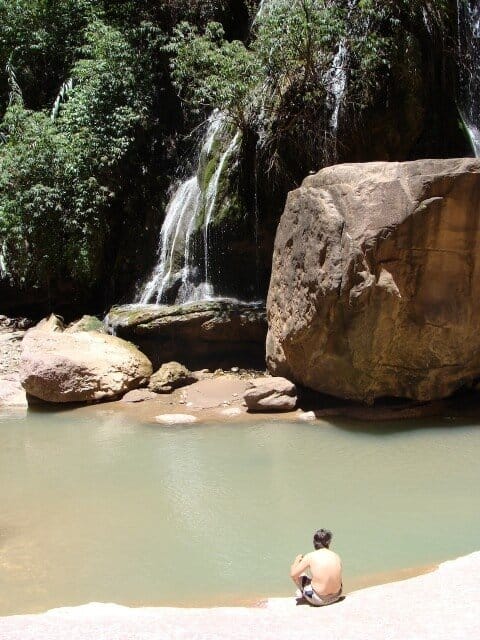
[0,407,479,615]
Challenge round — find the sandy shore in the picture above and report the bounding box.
[0,552,478,640]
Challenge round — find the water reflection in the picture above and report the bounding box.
[0,411,479,615]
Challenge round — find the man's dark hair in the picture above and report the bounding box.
[313,528,332,550]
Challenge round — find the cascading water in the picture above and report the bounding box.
[0,241,7,279]
[457,0,480,156]
[139,176,201,305]
[326,39,348,136]
[138,1,281,307]
[138,111,240,305]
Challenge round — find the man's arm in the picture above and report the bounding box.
[290,553,311,587]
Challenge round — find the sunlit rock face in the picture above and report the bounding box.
[20,316,152,403]
[267,158,480,403]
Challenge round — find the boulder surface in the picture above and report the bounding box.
[149,361,195,393]
[20,316,152,403]
[267,159,480,403]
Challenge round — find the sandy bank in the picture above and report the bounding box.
[0,552,478,640]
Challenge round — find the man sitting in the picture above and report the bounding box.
[290,528,343,606]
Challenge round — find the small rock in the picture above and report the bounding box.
[155,413,197,425]
[121,389,158,403]
[297,410,316,421]
[149,362,195,393]
[244,377,297,413]
[231,367,240,373]
[220,407,243,418]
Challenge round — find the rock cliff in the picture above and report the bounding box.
[267,158,480,403]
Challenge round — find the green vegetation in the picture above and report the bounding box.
[0,19,143,289]
[170,0,451,171]
[0,0,232,301]
[0,0,462,310]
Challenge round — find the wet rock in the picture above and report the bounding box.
[244,377,297,412]
[20,318,152,403]
[267,158,480,403]
[155,413,197,425]
[297,410,316,421]
[220,406,245,418]
[148,361,196,393]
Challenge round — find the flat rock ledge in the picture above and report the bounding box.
[0,552,478,640]
[105,300,267,370]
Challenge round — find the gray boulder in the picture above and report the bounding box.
[244,377,297,412]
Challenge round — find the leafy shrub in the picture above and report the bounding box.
[0,0,96,113]
[0,20,142,292]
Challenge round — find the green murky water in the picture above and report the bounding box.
[0,408,479,615]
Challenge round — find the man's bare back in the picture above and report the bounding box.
[303,548,342,595]
[290,529,343,603]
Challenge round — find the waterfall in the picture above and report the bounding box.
[139,177,201,305]
[138,111,241,305]
[324,0,357,152]
[137,0,279,307]
[326,39,348,136]
[457,0,480,157]
[0,241,7,279]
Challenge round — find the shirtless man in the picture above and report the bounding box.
[290,528,343,606]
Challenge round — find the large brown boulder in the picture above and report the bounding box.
[20,317,152,403]
[267,158,480,403]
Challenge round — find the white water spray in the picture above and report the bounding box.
[0,241,7,279]
[326,40,348,135]
[457,0,480,156]
[139,177,201,305]
[138,110,241,305]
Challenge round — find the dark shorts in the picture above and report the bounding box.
[300,575,342,607]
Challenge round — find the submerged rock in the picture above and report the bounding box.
[243,377,297,413]
[155,413,197,425]
[106,300,267,369]
[20,318,152,403]
[149,361,196,393]
[267,158,480,403]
